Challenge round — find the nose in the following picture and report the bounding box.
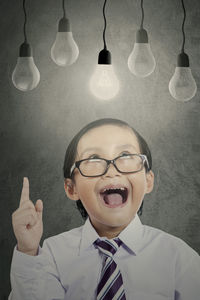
[103,161,121,178]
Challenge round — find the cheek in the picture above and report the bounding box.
[75,176,96,199]
[128,173,147,194]
[75,180,99,214]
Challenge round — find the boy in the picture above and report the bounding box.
[10,118,200,300]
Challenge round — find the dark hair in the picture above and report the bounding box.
[63,118,152,219]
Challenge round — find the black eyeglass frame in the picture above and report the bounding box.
[70,154,150,178]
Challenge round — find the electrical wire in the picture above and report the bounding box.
[140,0,144,29]
[62,0,66,18]
[181,0,186,53]
[23,0,27,43]
[102,0,107,50]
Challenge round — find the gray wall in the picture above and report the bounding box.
[0,0,200,298]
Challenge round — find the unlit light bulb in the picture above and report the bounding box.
[89,49,119,100]
[12,43,40,91]
[51,17,79,66]
[128,29,156,77]
[169,53,197,102]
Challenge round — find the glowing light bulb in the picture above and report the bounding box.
[51,17,79,66]
[90,64,119,100]
[12,43,40,91]
[89,49,119,100]
[128,29,156,78]
[169,53,197,102]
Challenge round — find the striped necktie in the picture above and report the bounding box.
[94,238,126,300]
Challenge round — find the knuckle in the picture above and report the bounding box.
[12,211,16,218]
[12,209,19,220]
[11,213,16,224]
[29,211,37,220]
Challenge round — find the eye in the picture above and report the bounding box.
[87,154,102,161]
[117,154,130,162]
[120,151,132,157]
[88,154,100,159]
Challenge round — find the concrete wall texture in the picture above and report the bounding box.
[0,0,200,298]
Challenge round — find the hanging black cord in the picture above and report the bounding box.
[103,0,107,50]
[140,0,144,29]
[23,0,27,43]
[181,0,186,53]
[62,0,66,18]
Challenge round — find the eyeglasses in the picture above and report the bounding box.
[70,153,149,178]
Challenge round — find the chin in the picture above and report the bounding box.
[101,215,133,228]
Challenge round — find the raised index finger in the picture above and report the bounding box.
[19,177,30,206]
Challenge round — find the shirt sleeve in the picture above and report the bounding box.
[174,243,200,300]
[8,242,66,300]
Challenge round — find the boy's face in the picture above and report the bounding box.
[65,125,154,236]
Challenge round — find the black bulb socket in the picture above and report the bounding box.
[136,28,148,43]
[19,42,32,57]
[58,17,70,32]
[98,49,111,64]
[177,52,189,67]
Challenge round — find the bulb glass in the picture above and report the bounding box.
[51,32,79,66]
[128,43,156,77]
[89,64,120,100]
[12,57,40,91]
[169,67,197,101]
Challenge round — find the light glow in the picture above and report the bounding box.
[89,64,120,100]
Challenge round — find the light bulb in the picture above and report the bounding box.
[51,17,79,66]
[169,67,197,101]
[169,53,197,102]
[12,43,40,91]
[128,29,156,78]
[89,64,120,100]
[89,49,119,100]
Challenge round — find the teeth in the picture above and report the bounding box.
[102,187,126,193]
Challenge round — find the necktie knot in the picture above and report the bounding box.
[94,238,122,258]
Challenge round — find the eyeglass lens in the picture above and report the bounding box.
[79,155,144,176]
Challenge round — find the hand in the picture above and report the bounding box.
[12,177,43,256]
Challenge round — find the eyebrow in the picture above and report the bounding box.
[78,144,138,158]
[116,144,138,151]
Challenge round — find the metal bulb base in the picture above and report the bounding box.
[58,17,70,32]
[98,49,111,64]
[19,42,32,57]
[136,28,148,43]
[177,52,189,67]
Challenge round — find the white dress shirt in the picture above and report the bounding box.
[9,215,200,300]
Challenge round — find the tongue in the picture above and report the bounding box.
[104,193,123,205]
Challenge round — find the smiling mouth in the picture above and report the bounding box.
[100,187,128,208]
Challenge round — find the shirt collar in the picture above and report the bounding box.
[79,218,100,255]
[118,214,144,255]
[79,214,144,255]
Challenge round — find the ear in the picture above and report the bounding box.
[145,170,154,194]
[64,179,79,201]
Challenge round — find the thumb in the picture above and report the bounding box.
[35,199,43,218]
